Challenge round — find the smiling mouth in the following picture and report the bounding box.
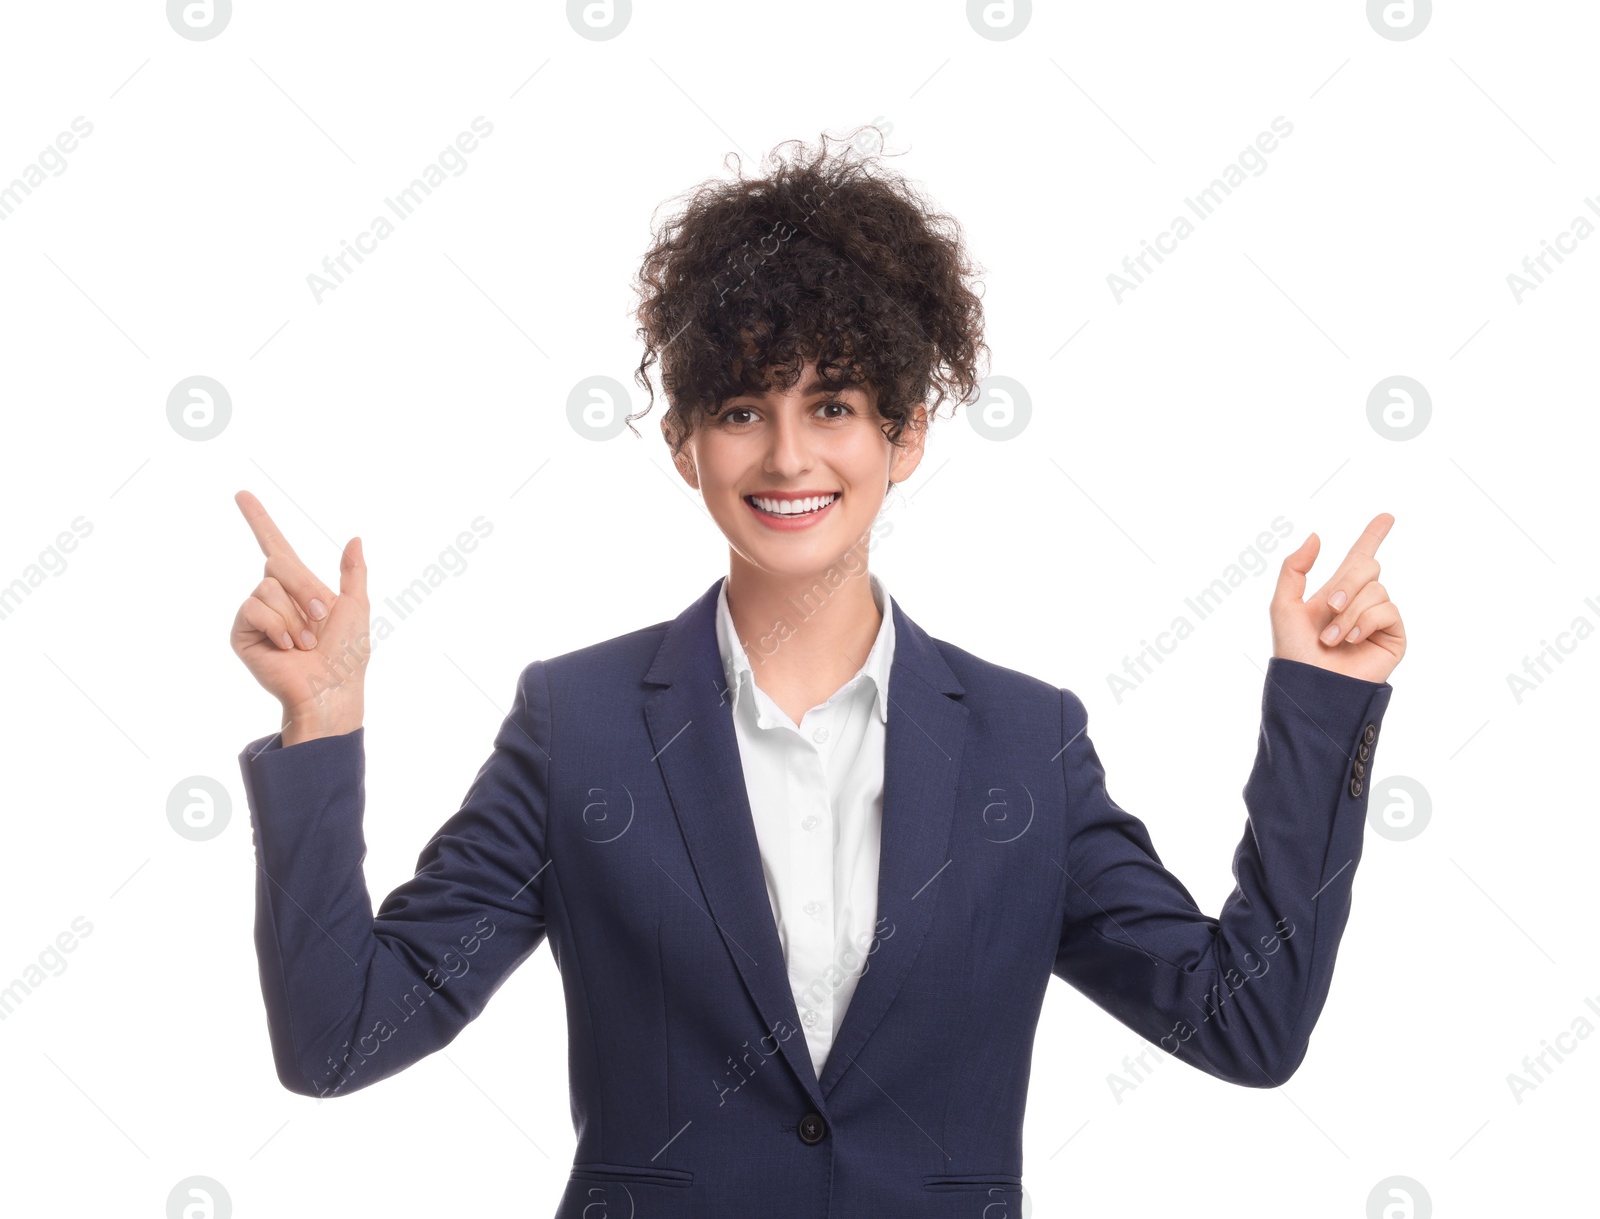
[744,492,841,517]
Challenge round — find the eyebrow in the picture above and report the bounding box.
[739,377,860,400]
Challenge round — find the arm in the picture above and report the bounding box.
[1052,657,1393,1087]
[237,660,552,1098]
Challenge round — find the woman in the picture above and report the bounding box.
[230,129,1404,1218]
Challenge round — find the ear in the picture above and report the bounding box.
[887,403,928,486]
[664,417,700,491]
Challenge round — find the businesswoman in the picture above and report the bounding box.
[230,129,1406,1218]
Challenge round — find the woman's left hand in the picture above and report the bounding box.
[1270,512,1406,684]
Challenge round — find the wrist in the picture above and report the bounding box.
[280,694,364,746]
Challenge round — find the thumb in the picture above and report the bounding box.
[1273,531,1319,603]
[340,536,367,601]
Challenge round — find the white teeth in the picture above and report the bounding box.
[750,493,839,516]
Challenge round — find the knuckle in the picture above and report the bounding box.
[263,555,302,589]
[258,580,297,614]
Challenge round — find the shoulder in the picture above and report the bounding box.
[918,629,1074,723]
[911,629,1089,782]
[517,618,675,693]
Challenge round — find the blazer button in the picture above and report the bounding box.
[797,1111,828,1145]
[1358,741,1371,763]
[1351,758,1366,779]
[1363,723,1377,745]
[1349,775,1364,798]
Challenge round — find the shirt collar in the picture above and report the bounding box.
[714,571,895,726]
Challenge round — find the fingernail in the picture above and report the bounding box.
[309,598,328,620]
[1328,589,1347,610]
[1321,622,1342,644]
[280,632,294,649]
[300,629,317,648]
[1346,626,1361,642]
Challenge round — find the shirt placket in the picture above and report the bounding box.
[790,696,842,1068]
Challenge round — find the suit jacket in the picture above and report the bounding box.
[238,575,1394,1217]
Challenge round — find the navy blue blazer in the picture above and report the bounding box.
[239,575,1393,1217]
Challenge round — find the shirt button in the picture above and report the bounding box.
[802,1009,819,1026]
[812,726,829,743]
[802,815,820,831]
[803,900,821,916]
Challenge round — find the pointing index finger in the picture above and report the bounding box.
[235,489,338,622]
[235,489,301,561]
[1342,512,1395,563]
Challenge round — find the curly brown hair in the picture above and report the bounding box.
[628,125,989,463]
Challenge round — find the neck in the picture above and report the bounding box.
[724,553,883,693]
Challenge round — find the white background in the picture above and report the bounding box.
[1,2,1593,1216]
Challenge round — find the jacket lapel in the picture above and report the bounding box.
[642,577,968,1111]
[817,594,967,1095]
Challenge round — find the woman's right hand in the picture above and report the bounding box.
[230,490,370,746]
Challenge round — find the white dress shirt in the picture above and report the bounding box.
[714,571,895,1080]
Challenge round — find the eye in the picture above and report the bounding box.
[715,401,854,425]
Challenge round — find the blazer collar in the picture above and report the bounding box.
[642,576,968,1110]
[712,571,897,726]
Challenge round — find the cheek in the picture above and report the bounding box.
[833,432,891,478]
[690,448,743,496]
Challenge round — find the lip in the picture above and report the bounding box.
[744,491,840,531]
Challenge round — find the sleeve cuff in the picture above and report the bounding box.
[1260,657,1393,800]
[237,726,367,864]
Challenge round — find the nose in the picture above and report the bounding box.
[762,405,815,475]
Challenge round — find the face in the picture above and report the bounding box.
[668,360,927,582]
